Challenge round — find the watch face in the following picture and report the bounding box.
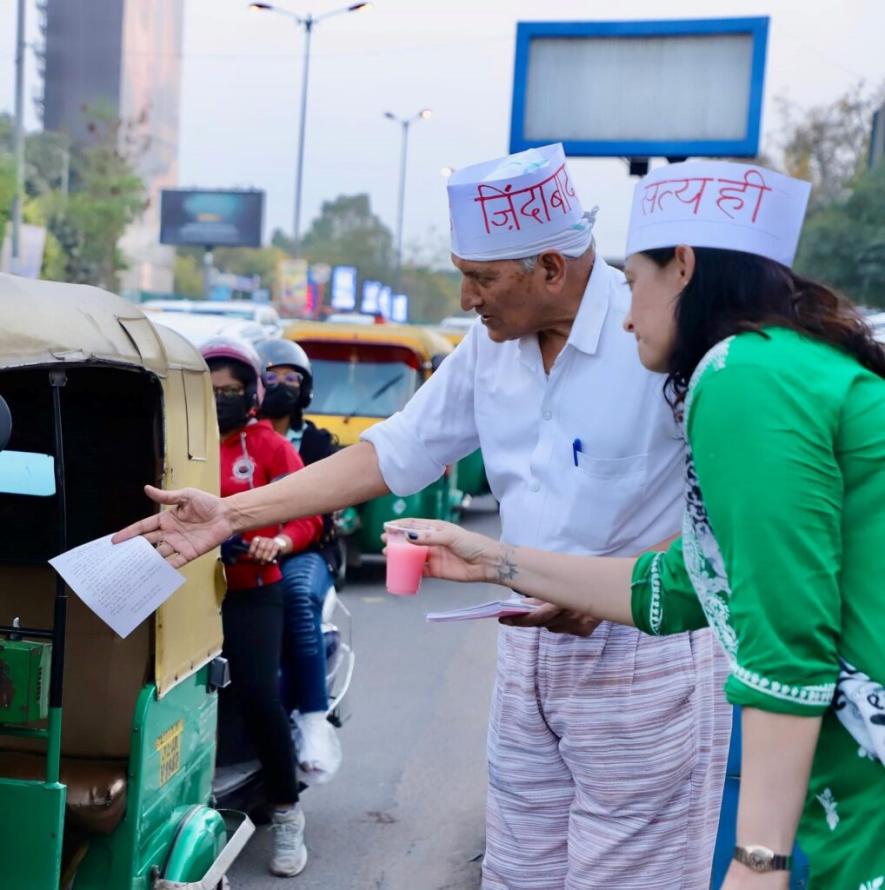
[748,849,773,872]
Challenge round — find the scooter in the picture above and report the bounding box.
[212,540,355,817]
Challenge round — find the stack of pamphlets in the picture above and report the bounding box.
[425,598,538,623]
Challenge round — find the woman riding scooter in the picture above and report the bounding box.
[256,338,342,782]
[202,336,323,878]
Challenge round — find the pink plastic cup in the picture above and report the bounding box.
[385,527,429,596]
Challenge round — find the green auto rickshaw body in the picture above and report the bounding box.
[0,275,251,889]
[284,320,464,562]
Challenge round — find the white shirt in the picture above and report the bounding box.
[362,259,685,556]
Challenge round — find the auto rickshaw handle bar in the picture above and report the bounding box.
[0,624,52,639]
[1,726,49,740]
[47,372,69,787]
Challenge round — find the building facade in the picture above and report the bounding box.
[42,0,184,294]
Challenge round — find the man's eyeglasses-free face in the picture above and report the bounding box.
[262,370,303,386]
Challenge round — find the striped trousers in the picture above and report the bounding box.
[483,621,731,889]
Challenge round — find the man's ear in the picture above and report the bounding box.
[538,252,567,288]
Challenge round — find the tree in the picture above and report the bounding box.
[34,107,148,289]
[399,263,462,322]
[769,81,885,306]
[0,114,72,202]
[0,105,149,287]
[213,245,288,283]
[0,153,15,245]
[778,82,885,209]
[173,252,204,297]
[273,195,462,321]
[794,162,885,306]
[174,244,288,297]
[23,130,71,198]
[283,193,396,285]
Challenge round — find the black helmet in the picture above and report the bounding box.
[255,338,313,410]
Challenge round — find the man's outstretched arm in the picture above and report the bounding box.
[229,440,388,531]
[114,441,388,567]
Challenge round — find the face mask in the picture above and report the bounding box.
[216,393,249,434]
[261,383,300,419]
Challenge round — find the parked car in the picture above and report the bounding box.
[143,300,282,339]
[148,311,268,348]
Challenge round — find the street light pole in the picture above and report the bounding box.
[249,2,371,257]
[293,17,313,257]
[11,0,26,273]
[384,108,431,292]
[394,118,409,292]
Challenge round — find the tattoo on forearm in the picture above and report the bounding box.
[495,547,519,584]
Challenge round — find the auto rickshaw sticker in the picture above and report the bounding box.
[156,719,184,786]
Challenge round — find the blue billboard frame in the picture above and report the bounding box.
[510,17,769,158]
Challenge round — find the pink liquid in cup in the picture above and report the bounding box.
[385,531,429,596]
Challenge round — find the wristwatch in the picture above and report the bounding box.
[272,535,289,554]
[734,845,793,872]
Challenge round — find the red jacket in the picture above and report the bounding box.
[220,419,322,591]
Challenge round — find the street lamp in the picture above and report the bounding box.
[384,107,432,291]
[249,1,372,256]
[440,166,455,178]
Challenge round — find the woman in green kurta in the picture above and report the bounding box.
[395,164,885,888]
[632,325,885,889]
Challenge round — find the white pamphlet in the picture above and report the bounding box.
[49,533,186,638]
[426,599,538,624]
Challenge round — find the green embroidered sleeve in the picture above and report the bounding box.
[631,538,709,636]
[687,348,842,716]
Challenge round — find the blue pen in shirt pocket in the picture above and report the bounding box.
[572,438,583,467]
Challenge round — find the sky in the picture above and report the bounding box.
[1,0,884,263]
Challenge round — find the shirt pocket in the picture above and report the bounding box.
[565,451,649,552]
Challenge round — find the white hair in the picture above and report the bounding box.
[518,237,595,272]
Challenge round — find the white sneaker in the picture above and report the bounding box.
[296,711,342,785]
[270,805,308,877]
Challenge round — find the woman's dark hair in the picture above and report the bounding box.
[642,246,885,405]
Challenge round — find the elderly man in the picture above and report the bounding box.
[117,144,730,888]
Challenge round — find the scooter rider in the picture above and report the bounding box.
[256,338,342,782]
[202,335,323,878]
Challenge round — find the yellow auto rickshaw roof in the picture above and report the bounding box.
[284,319,453,361]
[0,274,206,374]
[433,326,466,347]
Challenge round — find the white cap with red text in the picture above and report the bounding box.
[625,161,811,268]
[447,143,596,262]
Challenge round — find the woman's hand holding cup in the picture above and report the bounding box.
[382,519,503,586]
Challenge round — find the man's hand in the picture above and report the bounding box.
[112,485,234,569]
[501,601,601,637]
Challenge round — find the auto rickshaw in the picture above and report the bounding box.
[0,275,252,889]
[430,321,490,502]
[283,320,463,565]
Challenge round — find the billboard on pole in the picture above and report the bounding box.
[391,294,409,323]
[275,258,309,317]
[160,190,264,247]
[378,285,393,320]
[361,280,382,315]
[330,265,358,310]
[510,18,769,159]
